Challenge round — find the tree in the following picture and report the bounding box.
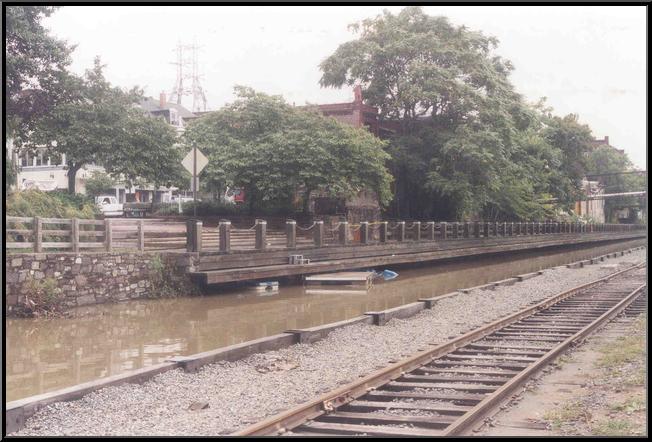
[320,7,557,220]
[540,112,594,208]
[183,86,393,214]
[25,58,184,194]
[5,6,77,141]
[586,145,646,222]
[84,171,116,197]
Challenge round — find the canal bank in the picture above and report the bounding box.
[5,238,646,403]
[8,246,647,436]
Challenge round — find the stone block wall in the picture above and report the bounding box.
[5,252,199,316]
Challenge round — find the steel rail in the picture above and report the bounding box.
[442,280,646,435]
[233,261,646,436]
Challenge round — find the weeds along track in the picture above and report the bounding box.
[234,262,646,436]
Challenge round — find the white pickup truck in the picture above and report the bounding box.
[95,195,124,217]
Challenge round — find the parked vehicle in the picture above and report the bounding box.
[225,186,245,204]
[124,201,153,218]
[95,196,124,217]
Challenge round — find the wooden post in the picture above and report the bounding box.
[413,222,421,241]
[314,221,324,247]
[186,219,195,252]
[379,221,388,243]
[483,222,490,238]
[441,222,448,240]
[493,222,499,237]
[360,222,369,245]
[219,221,231,252]
[452,222,459,239]
[427,222,435,240]
[286,220,296,249]
[255,220,267,250]
[72,218,80,253]
[463,222,470,238]
[186,219,202,252]
[397,222,405,242]
[339,221,349,245]
[33,216,42,253]
[474,221,481,238]
[105,218,112,252]
[509,222,514,236]
[138,219,145,251]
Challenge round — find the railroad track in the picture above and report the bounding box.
[234,262,647,437]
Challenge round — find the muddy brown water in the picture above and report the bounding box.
[5,239,644,402]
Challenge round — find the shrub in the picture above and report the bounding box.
[152,202,183,216]
[6,189,98,219]
[19,278,65,317]
[84,171,116,197]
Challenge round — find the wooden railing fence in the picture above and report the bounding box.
[6,216,644,254]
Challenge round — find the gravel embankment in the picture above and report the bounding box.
[13,248,647,436]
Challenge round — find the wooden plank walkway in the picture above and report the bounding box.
[192,232,645,285]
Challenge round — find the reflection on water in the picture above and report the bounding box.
[5,240,643,402]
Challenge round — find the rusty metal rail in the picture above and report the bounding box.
[234,262,646,436]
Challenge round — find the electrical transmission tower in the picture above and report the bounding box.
[169,41,208,112]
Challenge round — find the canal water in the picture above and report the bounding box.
[5,239,644,402]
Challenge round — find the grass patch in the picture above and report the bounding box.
[624,367,646,387]
[610,395,646,413]
[591,419,636,436]
[595,322,646,369]
[543,400,591,430]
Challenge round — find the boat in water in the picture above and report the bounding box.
[373,269,398,281]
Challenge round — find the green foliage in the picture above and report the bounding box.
[320,7,605,221]
[24,58,184,194]
[183,86,392,214]
[540,112,594,207]
[5,6,76,141]
[19,277,65,317]
[84,171,117,197]
[5,189,98,218]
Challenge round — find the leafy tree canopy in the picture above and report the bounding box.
[183,86,393,213]
[24,58,184,194]
[6,6,77,141]
[320,7,563,220]
[320,7,605,221]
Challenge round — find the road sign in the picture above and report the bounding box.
[182,147,209,218]
[181,148,209,175]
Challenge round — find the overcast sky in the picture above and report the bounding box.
[42,5,646,168]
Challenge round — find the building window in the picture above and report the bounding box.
[169,108,179,126]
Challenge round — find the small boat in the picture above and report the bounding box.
[372,269,399,281]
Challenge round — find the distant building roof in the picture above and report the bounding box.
[592,136,625,154]
[139,96,196,119]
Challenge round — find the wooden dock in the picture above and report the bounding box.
[305,271,375,289]
[192,231,645,285]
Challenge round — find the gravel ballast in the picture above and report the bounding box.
[13,248,647,436]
